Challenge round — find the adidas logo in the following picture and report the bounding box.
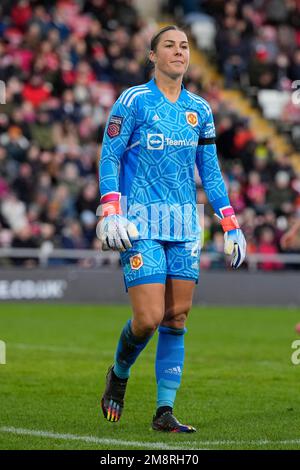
[164,366,182,375]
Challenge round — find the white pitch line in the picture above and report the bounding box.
[1,427,300,449]
[191,439,300,446]
[0,427,201,450]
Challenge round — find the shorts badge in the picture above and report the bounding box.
[130,253,143,270]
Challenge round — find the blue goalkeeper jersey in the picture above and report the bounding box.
[99,78,230,241]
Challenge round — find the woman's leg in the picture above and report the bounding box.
[101,239,167,422]
[101,283,165,422]
[129,283,165,337]
[113,282,165,379]
[153,278,196,432]
[162,278,195,329]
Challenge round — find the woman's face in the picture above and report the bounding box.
[150,29,190,79]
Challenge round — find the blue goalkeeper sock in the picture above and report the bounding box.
[113,319,152,379]
[155,325,186,409]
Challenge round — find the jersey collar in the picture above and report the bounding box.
[147,77,188,106]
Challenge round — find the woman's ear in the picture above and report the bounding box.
[149,50,156,64]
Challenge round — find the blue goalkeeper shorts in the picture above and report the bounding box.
[120,239,200,291]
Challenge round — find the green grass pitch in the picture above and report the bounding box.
[0,303,300,450]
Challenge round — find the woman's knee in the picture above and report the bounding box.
[129,283,165,337]
[132,307,164,337]
[162,301,192,329]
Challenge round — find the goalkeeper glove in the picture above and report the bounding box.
[218,206,247,269]
[98,192,139,252]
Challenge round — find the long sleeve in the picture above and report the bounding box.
[195,105,230,217]
[99,98,136,197]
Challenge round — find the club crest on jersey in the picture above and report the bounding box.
[107,115,123,138]
[186,112,198,127]
[130,253,143,270]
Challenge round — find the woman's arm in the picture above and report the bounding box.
[99,98,136,197]
[195,104,246,268]
[195,104,231,219]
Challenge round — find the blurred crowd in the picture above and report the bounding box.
[209,0,300,147]
[0,0,299,270]
[168,0,300,270]
[167,1,300,142]
[209,0,300,92]
[168,0,300,93]
[0,0,153,266]
[188,67,300,270]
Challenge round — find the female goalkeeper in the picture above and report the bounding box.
[98,25,246,433]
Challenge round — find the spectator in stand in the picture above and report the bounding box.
[11,1,32,31]
[11,224,38,267]
[267,171,297,216]
[228,181,246,214]
[22,75,52,108]
[0,124,30,164]
[13,162,35,205]
[289,49,300,82]
[222,32,250,88]
[256,225,283,271]
[246,171,267,213]
[1,192,27,232]
[61,220,87,253]
[76,180,99,215]
[281,217,300,250]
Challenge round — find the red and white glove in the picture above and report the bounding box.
[98,192,139,252]
[217,206,247,269]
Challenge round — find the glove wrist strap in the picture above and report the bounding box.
[100,192,122,217]
[216,206,240,232]
[220,215,240,232]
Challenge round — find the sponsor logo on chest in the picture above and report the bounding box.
[147,133,197,150]
[147,134,164,150]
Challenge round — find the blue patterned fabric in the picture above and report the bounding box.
[99,78,230,241]
[120,239,200,290]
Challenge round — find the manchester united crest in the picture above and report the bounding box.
[186,112,198,127]
[130,253,143,270]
